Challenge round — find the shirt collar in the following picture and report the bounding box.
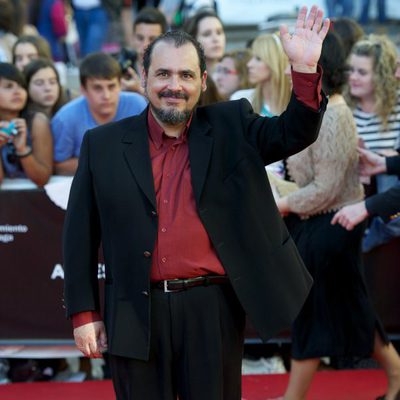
[147,108,193,150]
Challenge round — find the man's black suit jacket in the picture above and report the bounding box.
[64,95,327,360]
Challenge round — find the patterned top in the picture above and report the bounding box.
[353,92,400,152]
[286,100,364,218]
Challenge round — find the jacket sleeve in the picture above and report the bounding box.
[63,131,101,318]
[365,184,400,221]
[241,92,328,165]
[386,155,400,176]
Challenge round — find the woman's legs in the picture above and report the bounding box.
[373,332,400,400]
[283,358,320,400]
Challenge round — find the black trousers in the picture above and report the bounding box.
[108,283,245,400]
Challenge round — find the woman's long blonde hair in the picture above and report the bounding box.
[251,33,291,115]
[345,34,398,129]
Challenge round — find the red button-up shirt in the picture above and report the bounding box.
[72,68,323,328]
[147,110,226,281]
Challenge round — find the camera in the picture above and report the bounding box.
[0,121,18,137]
[115,48,138,77]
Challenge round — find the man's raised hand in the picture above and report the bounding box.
[280,5,330,73]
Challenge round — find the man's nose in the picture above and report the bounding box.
[102,89,111,99]
[167,75,182,90]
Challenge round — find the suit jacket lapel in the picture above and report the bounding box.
[188,112,213,205]
[122,110,157,210]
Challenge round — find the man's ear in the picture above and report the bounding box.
[201,71,208,92]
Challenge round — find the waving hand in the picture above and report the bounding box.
[280,5,330,73]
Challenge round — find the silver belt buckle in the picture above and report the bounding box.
[163,279,179,293]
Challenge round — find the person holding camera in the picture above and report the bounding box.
[51,52,147,176]
[120,7,168,95]
[0,62,52,186]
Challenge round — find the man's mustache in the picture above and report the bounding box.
[159,90,189,100]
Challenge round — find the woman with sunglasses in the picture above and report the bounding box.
[0,62,52,186]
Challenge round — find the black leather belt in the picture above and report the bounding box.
[151,275,229,293]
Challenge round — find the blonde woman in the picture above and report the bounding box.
[231,33,291,177]
[231,33,291,117]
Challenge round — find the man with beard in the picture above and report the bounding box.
[63,6,330,399]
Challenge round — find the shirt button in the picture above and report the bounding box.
[143,251,152,258]
[141,291,149,296]
[307,82,312,87]
[161,227,167,233]
[163,199,168,204]
[161,257,167,263]
[151,210,157,217]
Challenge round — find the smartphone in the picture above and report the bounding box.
[0,121,18,137]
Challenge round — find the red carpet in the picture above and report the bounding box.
[0,370,387,400]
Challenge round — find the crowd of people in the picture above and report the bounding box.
[1,1,400,399]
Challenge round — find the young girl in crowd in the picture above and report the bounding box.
[183,9,225,76]
[12,35,52,71]
[231,33,291,117]
[347,34,400,195]
[276,31,400,400]
[23,58,65,118]
[214,49,252,100]
[183,10,226,106]
[346,34,400,156]
[0,63,52,186]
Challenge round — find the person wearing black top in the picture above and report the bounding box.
[332,149,400,229]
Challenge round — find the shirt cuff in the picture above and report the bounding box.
[72,311,102,329]
[291,64,323,111]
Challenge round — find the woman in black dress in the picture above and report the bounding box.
[276,31,400,400]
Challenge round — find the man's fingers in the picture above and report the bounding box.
[98,329,108,351]
[305,5,318,30]
[295,6,308,30]
[75,337,91,357]
[318,17,330,40]
[312,8,324,33]
[88,339,101,358]
[279,24,290,41]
